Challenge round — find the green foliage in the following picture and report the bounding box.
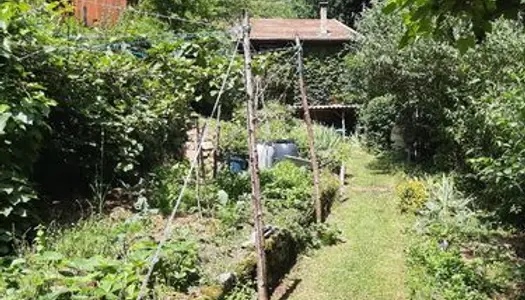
[311,223,343,247]
[408,238,494,300]
[215,169,251,201]
[352,3,525,219]
[0,215,201,299]
[304,0,371,26]
[224,283,256,300]
[261,162,341,250]
[261,161,312,213]
[259,48,353,106]
[222,103,351,171]
[384,0,525,47]
[215,197,250,230]
[149,162,196,215]
[359,95,397,149]
[310,126,351,171]
[463,71,525,220]
[351,2,464,168]
[302,50,355,104]
[396,178,428,213]
[140,0,313,24]
[0,0,245,253]
[0,0,59,253]
[419,176,479,236]
[407,175,523,299]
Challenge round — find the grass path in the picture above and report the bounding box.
[283,145,409,300]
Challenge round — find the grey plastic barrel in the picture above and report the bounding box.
[272,140,299,162]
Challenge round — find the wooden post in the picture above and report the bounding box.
[242,11,269,300]
[340,110,346,187]
[195,118,202,218]
[295,36,322,223]
[213,105,221,178]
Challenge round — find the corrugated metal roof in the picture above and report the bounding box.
[250,18,359,42]
[293,104,360,110]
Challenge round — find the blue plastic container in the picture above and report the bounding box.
[228,156,247,173]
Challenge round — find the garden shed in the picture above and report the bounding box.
[294,104,359,136]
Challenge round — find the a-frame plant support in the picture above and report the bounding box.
[295,36,322,223]
[242,11,269,300]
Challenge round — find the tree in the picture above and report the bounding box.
[305,0,371,26]
[384,0,525,47]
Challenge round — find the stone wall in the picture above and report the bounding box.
[184,120,217,176]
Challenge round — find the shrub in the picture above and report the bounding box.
[406,175,520,299]
[260,161,312,213]
[359,95,397,150]
[0,1,57,254]
[0,0,245,253]
[148,162,192,215]
[215,170,251,201]
[352,2,525,220]
[320,169,341,217]
[408,238,493,300]
[397,178,428,213]
[0,215,201,299]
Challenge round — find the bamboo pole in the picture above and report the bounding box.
[242,11,269,300]
[295,36,322,223]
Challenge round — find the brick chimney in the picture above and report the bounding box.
[320,1,328,35]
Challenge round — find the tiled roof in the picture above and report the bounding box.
[250,18,359,42]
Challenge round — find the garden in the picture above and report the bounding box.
[5,0,525,299]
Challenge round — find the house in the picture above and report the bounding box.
[247,2,361,135]
[249,1,359,51]
[74,0,127,26]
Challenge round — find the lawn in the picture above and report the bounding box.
[285,144,409,300]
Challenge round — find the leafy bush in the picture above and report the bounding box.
[396,178,428,213]
[148,162,194,215]
[0,215,201,299]
[406,175,521,299]
[463,72,525,222]
[292,125,352,171]
[0,0,245,253]
[351,2,525,220]
[215,170,251,201]
[261,161,312,213]
[0,1,58,254]
[359,95,397,150]
[417,176,482,241]
[408,238,494,300]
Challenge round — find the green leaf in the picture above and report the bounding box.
[382,2,398,14]
[456,36,475,54]
[0,112,11,134]
[38,251,64,262]
[2,187,14,194]
[0,104,9,113]
[0,206,13,217]
[122,163,134,172]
